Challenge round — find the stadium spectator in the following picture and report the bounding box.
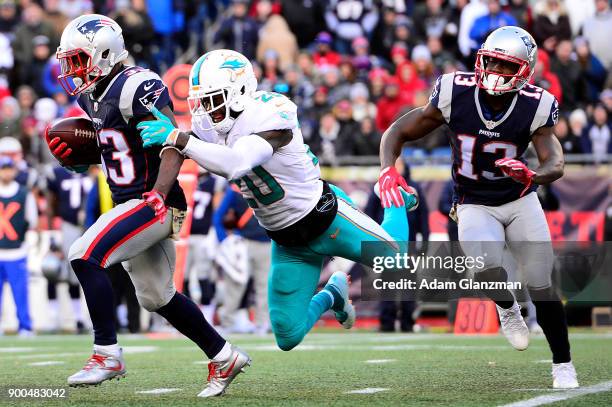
[325,0,379,55]
[550,40,586,111]
[0,96,21,139]
[392,15,416,52]
[532,0,571,54]
[0,0,18,35]
[581,104,611,163]
[581,0,612,71]
[568,108,589,145]
[43,0,70,41]
[412,44,437,86]
[312,32,341,69]
[146,0,185,71]
[601,88,612,113]
[507,0,532,30]
[531,49,563,104]
[376,76,411,133]
[315,111,341,164]
[350,82,376,122]
[279,0,325,48]
[468,0,516,59]
[214,0,259,61]
[333,99,362,156]
[574,37,608,104]
[396,59,428,105]
[370,5,399,58]
[412,0,451,43]
[427,35,455,73]
[458,0,487,60]
[25,35,51,98]
[554,116,582,155]
[0,156,36,337]
[111,0,155,70]
[256,15,298,72]
[12,3,56,87]
[565,0,595,36]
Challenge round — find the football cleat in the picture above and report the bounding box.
[68,349,126,387]
[496,303,529,351]
[373,181,419,211]
[198,345,251,397]
[324,271,356,329]
[552,361,579,389]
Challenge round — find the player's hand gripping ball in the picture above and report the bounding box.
[45,117,100,172]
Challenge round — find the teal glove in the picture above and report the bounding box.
[136,106,180,148]
[65,165,89,173]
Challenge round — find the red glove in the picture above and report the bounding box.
[143,189,167,223]
[378,166,410,208]
[495,158,536,196]
[48,137,73,161]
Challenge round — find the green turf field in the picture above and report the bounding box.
[0,331,611,406]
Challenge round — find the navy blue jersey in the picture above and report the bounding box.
[190,175,215,235]
[46,166,91,225]
[77,65,186,210]
[430,72,558,206]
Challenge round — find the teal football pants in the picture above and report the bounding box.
[269,184,410,350]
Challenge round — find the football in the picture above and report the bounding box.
[45,117,100,166]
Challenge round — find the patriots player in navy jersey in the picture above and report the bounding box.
[44,165,93,332]
[47,15,248,396]
[379,26,577,389]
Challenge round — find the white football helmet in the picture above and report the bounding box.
[56,14,128,96]
[188,49,257,134]
[475,26,537,95]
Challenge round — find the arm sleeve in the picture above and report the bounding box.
[181,134,274,180]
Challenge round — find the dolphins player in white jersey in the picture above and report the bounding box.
[137,49,417,351]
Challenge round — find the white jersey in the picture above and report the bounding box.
[192,91,322,231]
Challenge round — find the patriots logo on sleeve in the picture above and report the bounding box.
[77,18,116,43]
[139,86,165,109]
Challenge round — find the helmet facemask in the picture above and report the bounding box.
[57,48,103,96]
[188,85,246,134]
[475,50,531,96]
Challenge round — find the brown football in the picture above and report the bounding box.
[45,117,101,166]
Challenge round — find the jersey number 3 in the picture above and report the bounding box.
[99,129,136,185]
[457,135,517,180]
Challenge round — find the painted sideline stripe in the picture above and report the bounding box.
[499,380,612,407]
[347,388,390,394]
[28,361,65,366]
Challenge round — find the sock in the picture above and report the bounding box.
[305,290,334,332]
[156,292,225,359]
[212,341,232,362]
[71,259,117,345]
[530,288,571,364]
[94,343,121,357]
[475,267,515,309]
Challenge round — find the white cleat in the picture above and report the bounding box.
[553,362,579,389]
[324,271,356,329]
[496,303,529,351]
[198,345,251,397]
[68,349,126,387]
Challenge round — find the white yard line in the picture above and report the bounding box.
[500,380,612,407]
[347,388,390,394]
[364,359,396,364]
[27,361,65,366]
[136,388,181,394]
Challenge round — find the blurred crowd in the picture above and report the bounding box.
[0,0,611,166]
[1,0,612,335]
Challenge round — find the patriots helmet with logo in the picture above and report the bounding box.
[188,49,257,134]
[56,14,129,96]
[475,26,537,95]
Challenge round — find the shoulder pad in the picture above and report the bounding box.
[119,69,170,120]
